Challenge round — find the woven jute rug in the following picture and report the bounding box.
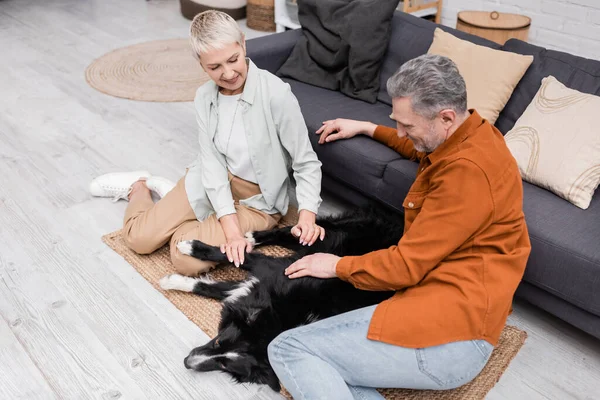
[85,39,209,102]
[102,229,527,399]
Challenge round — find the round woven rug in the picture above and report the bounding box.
[85,39,210,102]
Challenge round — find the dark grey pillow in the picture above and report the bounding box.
[277,0,398,104]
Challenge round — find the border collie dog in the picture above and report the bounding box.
[160,207,404,392]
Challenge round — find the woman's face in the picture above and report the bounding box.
[200,41,247,95]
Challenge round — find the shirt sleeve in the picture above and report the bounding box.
[272,85,323,214]
[336,159,494,291]
[372,125,421,161]
[195,99,236,219]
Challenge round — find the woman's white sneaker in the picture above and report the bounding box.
[89,170,151,202]
[146,176,176,198]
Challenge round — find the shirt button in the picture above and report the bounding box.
[408,202,414,208]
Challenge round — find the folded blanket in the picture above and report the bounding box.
[277,0,399,103]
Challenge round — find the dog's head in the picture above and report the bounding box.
[184,305,281,392]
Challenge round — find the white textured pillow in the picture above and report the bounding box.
[505,76,600,209]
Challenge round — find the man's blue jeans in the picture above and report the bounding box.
[267,305,493,400]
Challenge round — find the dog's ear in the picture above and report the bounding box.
[264,368,281,392]
[226,360,253,379]
[254,360,281,392]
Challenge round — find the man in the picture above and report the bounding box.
[266,54,531,399]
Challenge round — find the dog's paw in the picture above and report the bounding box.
[244,231,256,246]
[177,240,193,256]
[159,274,197,292]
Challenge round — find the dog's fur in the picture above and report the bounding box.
[160,206,404,391]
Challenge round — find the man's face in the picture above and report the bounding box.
[391,97,447,153]
[199,42,248,94]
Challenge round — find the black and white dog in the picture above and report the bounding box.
[160,207,404,392]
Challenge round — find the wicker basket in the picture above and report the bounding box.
[456,11,531,45]
[247,0,276,32]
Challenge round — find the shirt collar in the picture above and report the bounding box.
[210,58,257,107]
[426,109,483,164]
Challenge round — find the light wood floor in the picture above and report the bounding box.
[0,0,599,399]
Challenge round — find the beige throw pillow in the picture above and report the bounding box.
[505,76,600,209]
[427,28,533,124]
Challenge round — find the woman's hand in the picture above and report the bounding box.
[292,210,325,246]
[219,213,252,268]
[220,236,253,268]
[285,253,341,279]
[316,119,377,144]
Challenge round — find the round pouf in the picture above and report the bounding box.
[247,0,275,32]
[85,39,210,102]
[456,11,531,45]
[180,0,247,21]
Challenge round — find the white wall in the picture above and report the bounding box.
[440,0,600,60]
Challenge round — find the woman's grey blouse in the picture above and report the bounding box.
[185,59,322,221]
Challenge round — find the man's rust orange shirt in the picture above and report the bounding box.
[336,110,531,348]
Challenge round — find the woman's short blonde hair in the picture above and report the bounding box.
[189,10,244,60]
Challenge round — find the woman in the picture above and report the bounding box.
[90,10,323,276]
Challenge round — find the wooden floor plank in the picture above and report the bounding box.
[0,285,58,400]
[0,230,148,399]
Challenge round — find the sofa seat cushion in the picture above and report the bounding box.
[284,78,404,197]
[374,159,419,212]
[522,182,600,317]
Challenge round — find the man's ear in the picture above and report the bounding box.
[439,108,457,125]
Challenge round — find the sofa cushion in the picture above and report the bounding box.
[427,28,533,124]
[377,12,501,106]
[283,78,406,199]
[505,76,600,210]
[277,0,399,103]
[496,39,600,134]
[522,182,600,317]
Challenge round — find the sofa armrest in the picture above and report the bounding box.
[246,29,302,74]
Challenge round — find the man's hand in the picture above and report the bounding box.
[316,119,377,144]
[291,210,326,246]
[285,253,341,279]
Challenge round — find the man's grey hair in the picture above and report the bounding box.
[386,54,467,119]
[189,10,244,60]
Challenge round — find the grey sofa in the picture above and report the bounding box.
[246,11,600,340]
